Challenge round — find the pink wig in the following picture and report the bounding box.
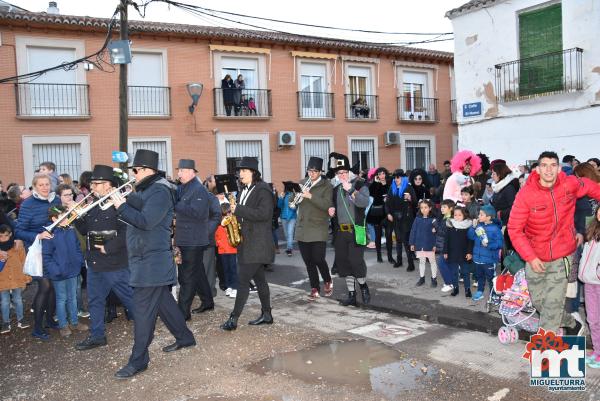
[367,168,377,180]
[450,150,482,176]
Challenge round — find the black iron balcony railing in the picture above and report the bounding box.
[297,91,335,119]
[344,94,378,120]
[213,88,271,117]
[15,83,90,117]
[128,86,171,116]
[450,99,458,123]
[397,96,439,122]
[495,47,583,102]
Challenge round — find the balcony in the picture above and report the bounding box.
[15,83,90,118]
[494,47,583,103]
[297,91,334,119]
[213,88,271,118]
[344,94,378,120]
[397,96,438,123]
[128,86,171,117]
[450,99,458,123]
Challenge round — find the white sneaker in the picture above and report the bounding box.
[225,288,232,296]
[228,290,237,298]
[441,284,454,293]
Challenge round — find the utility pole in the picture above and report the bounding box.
[118,0,129,170]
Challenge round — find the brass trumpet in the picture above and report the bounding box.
[43,192,94,233]
[97,179,135,210]
[289,180,312,209]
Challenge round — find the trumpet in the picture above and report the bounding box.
[96,179,135,210]
[289,179,312,209]
[43,192,94,233]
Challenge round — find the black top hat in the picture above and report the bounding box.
[91,165,116,184]
[328,152,351,173]
[177,159,197,172]
[236,157,260,173]
[306,157,324,172]
[130,149,159,171]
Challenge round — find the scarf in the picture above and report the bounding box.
[492,172,519,193]
[391,177,409,197]
[135,173,163,192]
[32,190,56,203]
[448,218,473,229]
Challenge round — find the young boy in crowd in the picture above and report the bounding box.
[433,200,455,294]
[0,224,31,333]
[42,206,88,337]
[215,203,239,298]
[468,205,504,301]
[460,186,480,220]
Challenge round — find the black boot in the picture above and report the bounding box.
[387,254,396,264]
[451,287,459,296]
[406,264,415,272]
[359,283,371,305]
[105,305,117,324]
[377,251,383,263]
[431,278,438,288]
[221,313,238,331]
[393,256,402,268]
[338,291,357,307]
[465,288,472,298]
[248,308,273,325]
[416,277,425,286]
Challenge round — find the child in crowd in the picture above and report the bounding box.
[444,206,473,297]
[460,186,480,220]
[42,206,88,337]
[215,203,238,298]
[468,205,503,301]
[409,200,438,287]
[429,187,441,208]
[576,207,600,368]
[0,224,31,333]
[433,200,455,294]
[247,97,257,115]
[482,180,494,205]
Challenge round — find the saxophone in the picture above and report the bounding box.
[221,191,242,247]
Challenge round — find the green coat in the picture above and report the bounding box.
[294,176,332,243]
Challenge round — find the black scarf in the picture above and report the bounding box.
[0,236,14,251]
[134,173,163,192]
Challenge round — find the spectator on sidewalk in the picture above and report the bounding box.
[0,224,30,334]
[215,203,238,299]
[444,206,474,297]
[277,185,297,256]
[385,169,416,270]
[38,162,60,191]
[434,199,455,294]
[443,151,482,203]
[427,164,441,189]
[460,186,480,218]
[409,200,438,288]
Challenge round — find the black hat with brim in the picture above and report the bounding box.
[306,157,324,172]
[328,152,351,173]
[177,159,197,172]
[129,149,159,171]
[91,165,116,183]
[235,157,260,173]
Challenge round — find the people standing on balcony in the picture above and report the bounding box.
[351,97,370,118]
[233,74,245,116]
[221,74,235,116]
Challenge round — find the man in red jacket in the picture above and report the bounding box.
[508,151,600,334]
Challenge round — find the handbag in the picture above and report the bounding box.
[23,239,43,277]
[340,187,367,246]
[369,205,385,217]
[578,241,600,285]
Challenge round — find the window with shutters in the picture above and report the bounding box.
[518,3,563,96]
[405,140,431,171]
[128,137,172,177]
[301,138,332,175]
[225,140,263,176]
[350,138,376,172]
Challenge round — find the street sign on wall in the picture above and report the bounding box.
[462,102,482,117]
[112,151,129,163]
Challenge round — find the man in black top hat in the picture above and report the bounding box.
[74,165,135,351]
[327,152,371,307]
[174,159,221,319]
[110,149,195,379]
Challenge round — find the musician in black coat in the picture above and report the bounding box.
[73,165,134,351]
[221,157,274,331]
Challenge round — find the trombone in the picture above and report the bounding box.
[43,192,94,233]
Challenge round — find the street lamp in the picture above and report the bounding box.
[187,83,204,113]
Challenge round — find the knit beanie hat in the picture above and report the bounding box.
[480,204,497,218]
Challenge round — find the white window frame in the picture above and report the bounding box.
[347,136,379,171]
[399,134,437,171]
[128,136,173,177]
[216,133,271,182]
[22,135,91,185]
[129,48,169,86]
[396,67,435,98]
[213,52,268,89]
[297,60,332,92]
[344,63,376,95]
[300,136,334,178]
[453,134,459,156]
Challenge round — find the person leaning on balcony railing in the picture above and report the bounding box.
[233,74,245,116]
[351,97,369,118]
[221,74,235,116]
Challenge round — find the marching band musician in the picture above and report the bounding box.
[327,153,372,307]
[110,149,195,379]
[221,157,274,331]
[293,157,334,301]
[73,165,134,351]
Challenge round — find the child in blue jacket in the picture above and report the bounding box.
[42,206,87,337]
[409,200,438,287]
[468,205,504,301]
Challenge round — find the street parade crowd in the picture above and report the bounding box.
[1,149,600,378]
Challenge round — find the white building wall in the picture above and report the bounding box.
[449,0,600,164]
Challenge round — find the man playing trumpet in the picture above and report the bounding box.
[73,165,135,351]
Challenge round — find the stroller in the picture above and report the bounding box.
[496,269,539,344]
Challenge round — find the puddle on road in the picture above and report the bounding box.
[248,339,439,399]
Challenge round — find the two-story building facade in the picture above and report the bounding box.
[447,0,600,165]
[0,8,457,185]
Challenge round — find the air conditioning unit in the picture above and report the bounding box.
[278,131,296,147]
[385,131,401,146]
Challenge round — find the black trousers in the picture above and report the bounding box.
[386,219,414,268]
[178,246,213,318]
[298,241,331,290]
[232,263,271,318]
[128,285,195,369]
[334,230,367,278]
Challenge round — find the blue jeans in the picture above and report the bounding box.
[220,254,238,290]
[1,288,24,323]
[475,263,496,293]
[367,224,376,242]
[281,218,296,250]
[437,255,451,285]
[53,276,79,328]
[447,262,470,289]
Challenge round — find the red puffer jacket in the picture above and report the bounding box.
[508,171,600,263]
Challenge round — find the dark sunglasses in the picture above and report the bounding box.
[131,167,145,174]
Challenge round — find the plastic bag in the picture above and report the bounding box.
[23,239,43,277]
